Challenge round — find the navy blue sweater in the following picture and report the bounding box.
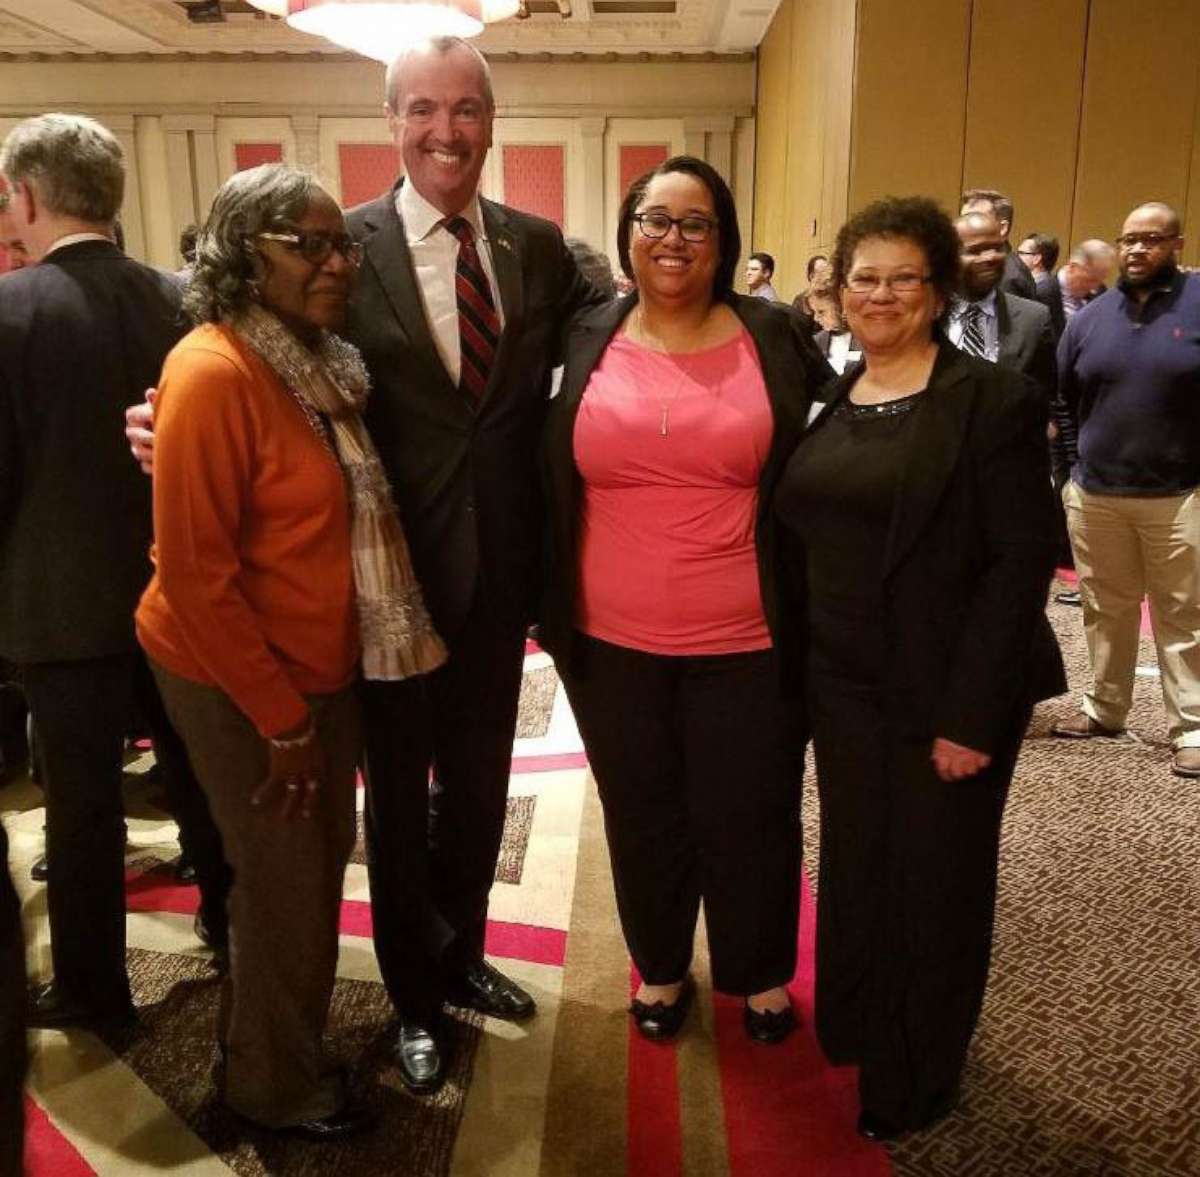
[1057,267,1200,495]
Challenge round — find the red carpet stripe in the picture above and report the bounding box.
[714,875,891,1177]
[627,966,684,1177]
[24,1096,94,1177]
[511,751,588,773]
[124,866,567,966]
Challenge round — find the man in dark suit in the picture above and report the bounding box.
[342,39,601,1092]
[960,187,1038,300]
[0,113,227,1030]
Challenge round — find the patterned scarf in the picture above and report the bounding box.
[232,304,446,681]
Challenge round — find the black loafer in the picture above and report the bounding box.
[394,1019,446,1094]
[447,960,536,1022]
[743,1000,797,1045]
[240,1102,377,1143]
[856,1109,903,1143]
[629,976,694,1042]
[174,854,198,884]
[29,853,48,883]
[26,981,136,1032]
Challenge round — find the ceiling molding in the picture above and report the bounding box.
[0,48,753,64]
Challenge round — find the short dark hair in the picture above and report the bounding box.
[1021,231,1059,271]
[832,195,961,307]
[616,155,741,302]
[184,163,322,325]
[806,253,828,281]
[961,186,1014,227]
[1131,200,1183,236]
[749,251,775,277]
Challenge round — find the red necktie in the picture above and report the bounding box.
[444,216,500,400]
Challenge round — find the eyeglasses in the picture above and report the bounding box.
[631,212,718,244]
[1116,232,1178,250]
[256,230,364,267]
[1016,248,1041,258]
[843,272,932,294]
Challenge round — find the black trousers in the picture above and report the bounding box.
[0,823,24,1177]
[21,651,229,1011]
[360,601,526,1023]
[809,675,1030,1129]
[559,634,806,995]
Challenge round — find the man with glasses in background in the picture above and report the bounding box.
[1053,202,1200,778]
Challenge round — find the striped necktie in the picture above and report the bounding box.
[959,302,989,360]
[444,216,501,400]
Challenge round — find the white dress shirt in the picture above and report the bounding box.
[43,232,113,257]
[947,289,1000,362]
[396,182,504,387]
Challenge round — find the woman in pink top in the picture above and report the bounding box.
[541,157,832,1043]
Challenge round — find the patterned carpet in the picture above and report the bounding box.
[3,591,1199,1175]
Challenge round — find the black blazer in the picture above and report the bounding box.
[996,289,1057,405]
[0,241,186,662]
[344,185,602,636]
[1000,249,1038,300]
[777,342,1066,754]
[539,292,835,676]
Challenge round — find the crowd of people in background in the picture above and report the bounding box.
[1,31,1198,1170]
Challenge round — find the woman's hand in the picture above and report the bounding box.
[252,717,324,819]
[931,737,992,782]
[125,389,156,474]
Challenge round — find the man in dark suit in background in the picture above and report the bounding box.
[960,187,1039,301]
[0,113,226,1031]
[343,39,601,1092]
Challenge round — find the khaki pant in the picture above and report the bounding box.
[152,663,359,1128]
[1064,482,1200,748]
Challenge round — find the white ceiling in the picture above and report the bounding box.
[0,0,779,57]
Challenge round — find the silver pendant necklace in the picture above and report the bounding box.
[636,304,689,438]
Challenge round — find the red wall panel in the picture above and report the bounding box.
[233,142,284,172]
[338,143,400,209]
[619,144,670,200]
[502,144,565,229]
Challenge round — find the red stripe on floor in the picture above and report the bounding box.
[714,874,891,1177]
[511,751,588,773]
[24,1096,95,1176]
[125,865,567,966]
[626,965,684,1177]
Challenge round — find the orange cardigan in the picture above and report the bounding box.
[136,323,358,737]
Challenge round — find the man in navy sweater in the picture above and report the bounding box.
[1053,202,1200,777]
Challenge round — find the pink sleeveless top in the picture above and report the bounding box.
[572,328,773,656]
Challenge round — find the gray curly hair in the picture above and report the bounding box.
[184,163,324,325]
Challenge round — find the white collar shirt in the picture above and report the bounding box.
[43,232,114,257]
[947,288,1000,362]
[396,181,504,387]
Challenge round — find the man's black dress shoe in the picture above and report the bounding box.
[29,853,48,882]
[394,1020,446,1094]
[239,1102,377,1142]
[174,853,197,884]
[629,975,694,1042]
[447,960,536,1022]
[26,981,136,1031]
[743,1000,797,1045]
[856,1109,903,1143]
[1054,589,1082,607]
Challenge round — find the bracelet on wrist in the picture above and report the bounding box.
[268,716,316,751]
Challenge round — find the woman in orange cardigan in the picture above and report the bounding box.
[137,164,441,1141]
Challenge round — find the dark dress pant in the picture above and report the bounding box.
[0,823,24,1177]
[21,651,228,1012]
[361,599,527,1023]
[559,633,805,995]
[809,677,1030,1129]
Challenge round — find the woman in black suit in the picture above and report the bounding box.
[774,196,1065,1139]
[541,157,831,1044]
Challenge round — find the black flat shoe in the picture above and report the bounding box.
[239,1102,377,1143]
[29,853,48,883]
[856,1109,903,1143]
[446,960,536,1022]
[629,976,694,1042]
[174,853,197,884]
[26,981,136,1032]
[743,1000,797,1044]
[393,1019,446,1094]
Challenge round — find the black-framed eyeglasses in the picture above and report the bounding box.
[256,230,364,267]
[631,212,718,243]
[843,272,932,294]
[1115,232,1177,250]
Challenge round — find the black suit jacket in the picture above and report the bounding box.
[0,241,186,662]
[1000,248,1038,300]
[778,342,1066,753]
[344,186,602,636]
[539,292,835,676]
[996,289,1057,405]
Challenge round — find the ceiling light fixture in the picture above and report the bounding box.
[245,0,520,62]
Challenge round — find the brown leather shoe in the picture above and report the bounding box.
[1051,713,1124,739]
[1171,748,1200,778]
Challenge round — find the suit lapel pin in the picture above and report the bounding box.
[497,235,513,253]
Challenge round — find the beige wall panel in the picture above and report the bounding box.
[1072,0,1200,248]
[1185,107,1200,269]
[962,0,1087,248]
[753,0,794,276]
[849,0,971,214]
[134,117,176,270]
